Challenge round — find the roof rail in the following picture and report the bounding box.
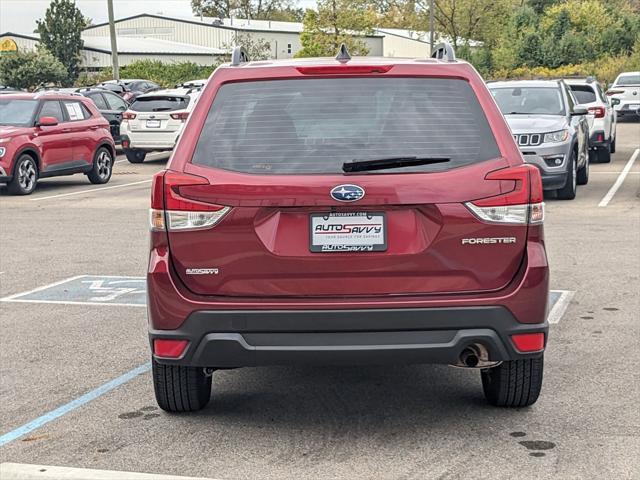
[230,46,249,66]
[335,43,351,63]
[431,42,456,62]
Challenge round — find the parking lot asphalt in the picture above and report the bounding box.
[0,122,639,479]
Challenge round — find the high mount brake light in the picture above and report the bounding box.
[150,171,230,232]
[296,65,394,75]
[465,165,544,225]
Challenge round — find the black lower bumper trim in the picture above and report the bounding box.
[540,171,567,190]
[150,307,548,367]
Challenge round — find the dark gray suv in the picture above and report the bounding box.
[489,80,590,200]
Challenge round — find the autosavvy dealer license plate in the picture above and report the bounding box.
[310,212,387,252]
[146,119,161,128]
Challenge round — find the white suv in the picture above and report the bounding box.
[607,71,640,119]
[120,88,201,163]
[566,77,617,163]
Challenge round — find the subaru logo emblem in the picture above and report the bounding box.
[330,184,365,202]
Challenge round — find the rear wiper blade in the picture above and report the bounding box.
[342,156,450,173]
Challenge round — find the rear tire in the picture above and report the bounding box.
[152,359,212,412]
[481,356,544,407]
[7,154,38,195]
[125,149,146,164]
[556,150,577,200]
[87,147,113,184]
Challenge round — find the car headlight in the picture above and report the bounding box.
[543,130,569,143]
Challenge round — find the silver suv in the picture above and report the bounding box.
[489,80,590,200]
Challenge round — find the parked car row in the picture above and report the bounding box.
[0,79,207,195]
[486,72,636,200]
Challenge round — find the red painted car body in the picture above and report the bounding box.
[147,54,550,410]
[0,93,115,194]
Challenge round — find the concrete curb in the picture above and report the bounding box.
[0,463,216,480]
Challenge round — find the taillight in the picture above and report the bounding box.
[465,165,544,225]
[588,106,605,118]
[170,111,189,121]
[149,170,230,232]
[605,89,624,96]
[123,112,136,120]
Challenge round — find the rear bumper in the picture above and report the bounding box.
[150,307,547,367]
[148,231,550,368]
[122,130,180,150]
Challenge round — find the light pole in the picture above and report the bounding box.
[429,0,435,56]
[107,0,119,80]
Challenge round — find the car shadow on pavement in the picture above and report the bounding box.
[185,364,518,428]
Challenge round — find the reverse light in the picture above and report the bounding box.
[511,333,545,353]
[465,165,544,225]
[153,339,189,358]
[170,111,189,121]
[122,112,136,120]
[588,106,605,118]
[543,129,569,143]
[149,170,231,232]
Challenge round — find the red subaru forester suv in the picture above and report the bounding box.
[148,44,549,412]
[0,92,115,195]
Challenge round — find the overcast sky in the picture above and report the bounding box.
[0,0,317,34]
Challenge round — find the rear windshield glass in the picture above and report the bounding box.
[192,78,500,174]
[490,87,565,116]
[130,96,189,112]
[615,74,640,86]
[0,99,38,126]
[568,85,597,104]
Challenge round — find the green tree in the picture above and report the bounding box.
[0,50,67,90]
[192,0,302,21]
[223,32,273,60]
[36,0,88,86]
[296,0,376,57]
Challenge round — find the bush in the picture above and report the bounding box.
[79,60,224,88]
[0,50,67,90]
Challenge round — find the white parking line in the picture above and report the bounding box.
[547,290,574,324]
[29,179,152,201]
[598,148,640,207]
[0,463,215,480]
[0,275,87,301]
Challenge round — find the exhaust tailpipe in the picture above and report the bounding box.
[450,344,501,369]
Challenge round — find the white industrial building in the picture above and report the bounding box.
[1,12,467,70]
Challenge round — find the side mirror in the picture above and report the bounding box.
[37,116,59,127]
[572,106,588,116]
[611,98,621,106]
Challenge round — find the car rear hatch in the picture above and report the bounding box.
[161,76,536,298]
[128,95,189,132]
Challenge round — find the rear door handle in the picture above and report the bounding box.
[62,128,72,133]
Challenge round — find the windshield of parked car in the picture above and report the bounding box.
[0,99,38,126]
[192,78,500,174]
[615,74,640,86]
[130,96,189,112]
[569,85,597,104]
[490,87,565,116]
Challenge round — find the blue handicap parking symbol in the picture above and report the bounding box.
[1,275,573,322]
